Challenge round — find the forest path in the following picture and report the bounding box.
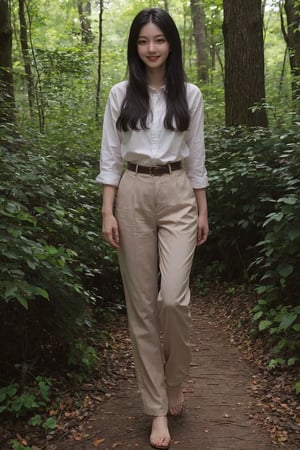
[53,295,299,450]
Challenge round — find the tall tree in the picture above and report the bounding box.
[18,0,34,115]
[223,0,268,127]
[280,0,300,110]
[95,0,104,121]
[0,0,15,123]
[78,1,93,44]
[190,0,209,82]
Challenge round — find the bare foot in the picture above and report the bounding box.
[167,385,185,416]
[150,416,171,449]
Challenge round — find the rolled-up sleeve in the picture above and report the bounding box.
[184,87,208,189]
[95,87,123,186]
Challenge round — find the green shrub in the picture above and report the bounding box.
[249,140,300,373]
[197,125,300,284]
[0,134,123,384]
[0,377,52,419]
[195,125,300,390]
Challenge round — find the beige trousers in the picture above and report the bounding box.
[115,169,198,416]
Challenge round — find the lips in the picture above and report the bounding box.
[147,56,160,62]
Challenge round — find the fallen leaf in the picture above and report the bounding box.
[93,438,105,447]
[16,434,28,445]
[72,432,83,441]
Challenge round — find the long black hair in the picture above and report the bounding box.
[116,8,190,132]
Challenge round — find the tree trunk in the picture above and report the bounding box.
[280,0,300,109]
[0,0,15,123]
[223,0,268,127]
[18,0,34,115]
[190,0,209,82]
[78,1,93,44]
[95,0,104,121]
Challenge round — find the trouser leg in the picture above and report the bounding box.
[116,171,168,416]
[156,170,198,387]
[158,228,196,387]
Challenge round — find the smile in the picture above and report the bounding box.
[147,56,160,61]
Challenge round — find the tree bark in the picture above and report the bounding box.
[0,0,15,123]
[18,0,34,115]
[223,0,268,127]
[280,0,300,109]
[190,0,209,82]
[78,1,93,44]
[95,0,104,121]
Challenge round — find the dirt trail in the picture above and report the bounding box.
[54,299,298,450]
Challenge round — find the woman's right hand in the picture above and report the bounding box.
[102,214,120,249]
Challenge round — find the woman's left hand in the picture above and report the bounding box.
[197,214,209,246]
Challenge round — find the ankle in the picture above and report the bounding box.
[152,415,168,423]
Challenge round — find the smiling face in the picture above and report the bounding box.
[137,21,170,74]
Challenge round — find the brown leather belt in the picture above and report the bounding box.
[127,161,182,176]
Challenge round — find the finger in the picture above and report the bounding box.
[103,230,120,249]
[197,229,208,246]
[113,226,120,245]
[103,230,115,247]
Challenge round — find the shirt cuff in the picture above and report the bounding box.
[189,175,209,190]
[95,173,121,186]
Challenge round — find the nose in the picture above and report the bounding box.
[148,40,156,52]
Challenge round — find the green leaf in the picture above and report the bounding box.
[277,195,297,205]
[41,185,55,195]
[258,320,272,331]
[16,295,29,310]
[4,285,18,299]
[274,338,287,352]
[34,287,49,300]
[295,381,300,395]
[268,358,285,369]
[263,212,284,227]
[280,313,297,330]
[253,311,264,321]
[28,414,42,426]
[42,417,57,430]
[287,358,298,367]
[73,224,79,234]
[277,264,294,278]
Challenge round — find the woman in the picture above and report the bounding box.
[96,8,209,449]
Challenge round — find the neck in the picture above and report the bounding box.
[146,68,165,90]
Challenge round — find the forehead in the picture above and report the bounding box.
[139,21,164,37]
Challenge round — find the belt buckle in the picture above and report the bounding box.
[149,165,161,176]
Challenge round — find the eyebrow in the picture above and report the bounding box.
[138,34,165,38]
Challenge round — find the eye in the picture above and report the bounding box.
[156,37,166,44]
[138,38,147,45]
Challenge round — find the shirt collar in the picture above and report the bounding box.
[148,84,166,93]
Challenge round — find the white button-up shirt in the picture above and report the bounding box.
[96,80,208,189]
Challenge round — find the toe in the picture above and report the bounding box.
[150,416,170,449]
